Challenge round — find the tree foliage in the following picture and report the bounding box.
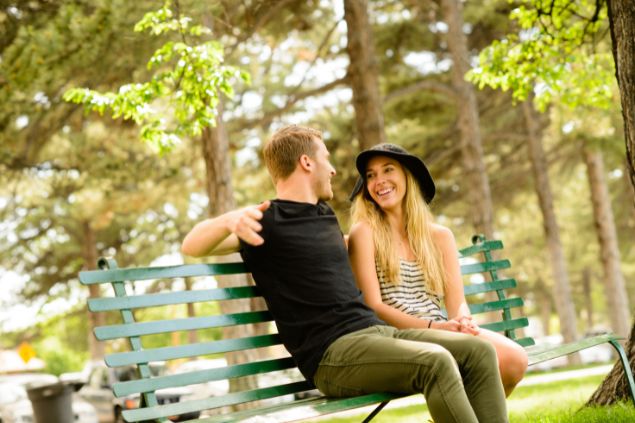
[468,0,616,111]
[0,0,160,169]
[63,1,250,153]
[0,123,194,302]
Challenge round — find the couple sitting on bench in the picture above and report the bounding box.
[181,125,528,423]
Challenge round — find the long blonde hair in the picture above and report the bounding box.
[351,167,446,295]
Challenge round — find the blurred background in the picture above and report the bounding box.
[0,2,632,421]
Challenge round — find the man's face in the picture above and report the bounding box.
[311,138,336,201]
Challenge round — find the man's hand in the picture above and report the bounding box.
[227,201,271,246]
[182,201,271,257]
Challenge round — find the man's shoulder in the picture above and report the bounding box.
[267,199,335,219]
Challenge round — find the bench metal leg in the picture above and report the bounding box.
[362,400,390,423]
[608,340,635,406]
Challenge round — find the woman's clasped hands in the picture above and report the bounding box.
[431,315,480,335]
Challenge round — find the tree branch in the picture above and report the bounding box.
[233,75,350,130]
[286,19,341,100]
[227,0,297,56]
[384,80,456,103]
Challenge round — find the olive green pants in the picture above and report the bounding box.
[313,325,508,423]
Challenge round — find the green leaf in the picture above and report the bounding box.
[63,1,249,153]
[469,0,615,111]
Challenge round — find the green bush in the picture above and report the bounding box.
[37,337,88,376]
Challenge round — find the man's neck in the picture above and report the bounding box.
[275,179,319,204]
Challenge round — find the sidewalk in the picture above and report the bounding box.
[518,364,613,387]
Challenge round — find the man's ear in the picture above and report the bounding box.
[298,154,312,172]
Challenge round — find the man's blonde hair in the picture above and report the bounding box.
[263,125,322,183]
[351,167,446,295]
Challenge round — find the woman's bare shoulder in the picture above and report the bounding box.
[350,220,373,237]
[430,223,456,245]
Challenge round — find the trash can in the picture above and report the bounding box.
[27,382,74,423]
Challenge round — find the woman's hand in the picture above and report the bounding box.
[431,316,480,335]
[457,315,480,335]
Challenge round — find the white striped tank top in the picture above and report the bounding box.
[377,259,446,321]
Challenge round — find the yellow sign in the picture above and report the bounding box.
[18,342,36,364]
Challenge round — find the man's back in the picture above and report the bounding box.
[239,199,383,381]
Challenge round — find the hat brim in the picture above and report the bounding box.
[349,149,435,203]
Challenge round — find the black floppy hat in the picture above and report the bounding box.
[349,143,435,203]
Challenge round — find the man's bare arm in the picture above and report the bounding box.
[181,201,271,257]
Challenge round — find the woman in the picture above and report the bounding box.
[348,143,528,396]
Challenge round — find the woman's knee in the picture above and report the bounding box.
[467,335,498,362]
[502,345,528,382]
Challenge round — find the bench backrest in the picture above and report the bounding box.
[79,235,533,422]
[458,235,534,347]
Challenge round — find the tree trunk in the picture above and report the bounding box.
[82,221,105,361]
[344,0,386,150]
[202,115,235,219]
[583,146,631,337]
[522,100,580,364]
[588,0,635,405]
[581,268,593,329]
[624,160,635,223]
[535,277,553,337]
[441,0,495,240]
[607,0,635,198]
[200,107,261,401]
[588,317,635,405]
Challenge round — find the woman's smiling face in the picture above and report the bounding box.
[365,155,407,211]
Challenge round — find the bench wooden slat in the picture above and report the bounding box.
[458,240,504,257]
[525,333,623,366]
[460,259,511,275]
[515,337,536,347]
[113,357,298,397]
[79,262,249,285]
[122,381,315,422]
[463,279,516,296]
[105,334,283,367]
[194,392,408,423]
[468,297,524,314]
[94,311,273,340]
[479,317,529,333]
[88,286,260,312]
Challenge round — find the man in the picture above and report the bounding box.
[181,125,508,423]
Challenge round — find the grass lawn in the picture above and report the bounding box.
[307,373,635,422]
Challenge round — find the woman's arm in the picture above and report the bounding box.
[348,222,434,329]
[181,201,270,257]
[433,224,479,334]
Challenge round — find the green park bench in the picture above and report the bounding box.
[79,235,635,422]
